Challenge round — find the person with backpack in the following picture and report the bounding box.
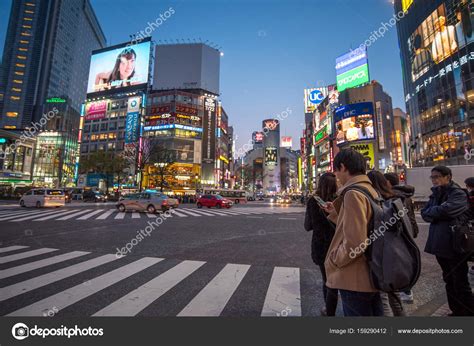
[322,149,384,316]
[304,172,338,316]
[367,170,406,317]
[422,166,474,316]
[384,172,419,304]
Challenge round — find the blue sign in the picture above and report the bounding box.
[125,112,139,144]
[335,102,374,122]
[143,124,203,132]
[309,89,324,105]
[86,173,113,187]
[335,47,368,76]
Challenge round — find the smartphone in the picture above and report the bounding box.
[314,196,328,208]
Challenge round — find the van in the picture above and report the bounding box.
[20,189,66,208]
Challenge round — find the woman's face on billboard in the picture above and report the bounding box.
[119,55,135,78]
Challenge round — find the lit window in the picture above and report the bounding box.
[20,40,29,44]
[4,125,17,129]
[17,55,27,60]
[23,18,32,21]
[25,2,36,6]
[13,80,23,84]
[15,71,24,76]
[18,48,28,52]
[11,88,22,92]
[10,96,20,101]
[22,24,32,29]
[25,10,34,14]
[6,112,19,117]
[21,31,31,35]
[16,63,25,68]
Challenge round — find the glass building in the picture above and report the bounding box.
[395,0,474,166]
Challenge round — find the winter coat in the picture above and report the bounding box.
[392,185,419,238]
[421,181,469,259]
[304,196,336,265]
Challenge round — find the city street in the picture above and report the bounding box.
[0,201,459,317]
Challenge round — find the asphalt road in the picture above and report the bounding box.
[0,201,459,317]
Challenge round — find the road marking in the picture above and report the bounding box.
[261,267,301,317]
[55,209,93,220]
[168,210,188,217]
[246,216,263,219]
[93,260,205,316]
[146,213,157,218]
[96,209,116,220]
[278,217,297,220]
[178,209,202,217]
[114,212,126,220]
[197,209,230,216]
[11,210,67,222]
[0,254,118,301]
[0,245,29,254]
[0,248,58,264]
[131,212,141,219]
[0,251,90,279]
[178,263,250,316]
[8,257,162,316]
[189,209,216,217]
[33,209,81,221]
[76,209,106,220]
[0,210,37,219]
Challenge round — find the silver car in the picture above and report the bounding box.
[116,192,170,214]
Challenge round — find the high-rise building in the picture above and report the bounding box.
[395,0,473,166]
[0,0,106,186]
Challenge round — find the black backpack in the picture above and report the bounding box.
[452,190,474,258]
[342,186,421,293]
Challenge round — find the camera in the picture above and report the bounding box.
[14,326,29,338]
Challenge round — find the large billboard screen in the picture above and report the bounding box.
[264,147,278,166]
[407,2,473,82]
[335,47,369,92]
[335,102,375,145]
[87,39,151,95]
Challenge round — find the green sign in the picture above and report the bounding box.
[314,125,328,144]
[46,97,66,103]
[336,63,369,92]
[0,138,6,144]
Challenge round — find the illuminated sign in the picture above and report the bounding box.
[304,87,329,113]
[402,0,414,12]
[252,131,264,143]
[0,138,6,144]
[143,124,203,132]
[265,147,278,166]
[263,119,279,131]
[219,155,229,164]
[349,143,375,169]
[87,38,151,95]
[309,89,324,105]
[336,47,369,92]
[85,100,108,121]
[46,97,66,103]
[314,126,328,145]
[175,105,198,115]
[335,102,375,145]
[125,96,140,144]
[281,136,292,148]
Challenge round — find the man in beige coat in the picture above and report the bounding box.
[323,149,383,316]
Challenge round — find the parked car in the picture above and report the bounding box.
[20,189,65,208]
[116,192,170,213]
[83,190,108,203]
[197,194,233,209]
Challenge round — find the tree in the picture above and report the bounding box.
[148,145,176,192]
[80,151,115,192]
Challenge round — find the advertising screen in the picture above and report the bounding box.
[252,131,264,144]
[264,147,278,166]
[87,39,151,95]
[335,47,369,92]
[85,100,108,121]
[408,2,473,82]
[281,136,292,148]
[349,143,375,169]
[335,102,375,145]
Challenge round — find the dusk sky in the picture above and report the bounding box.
[0,0,405,152]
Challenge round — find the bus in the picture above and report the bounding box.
[197,188,247,204]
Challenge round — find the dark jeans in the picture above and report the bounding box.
[318,265,338,316]
[436,256,474,316]
[339,289,384,316]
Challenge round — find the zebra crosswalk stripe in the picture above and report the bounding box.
[0,251,90,279]
[9,210,65,222]
[0,245,29,254]
[168,210,188,217]
[0,248,58,264]
[0,254,118,302]
[178,209,202,217]
[0,210,36,220]
[189,209,217,217]
[261,267,301,317]
[178,263,251,316]
[93,260,205,316]
[55,209,93,221]
[8,257,163,316]
[77,209,106,220]
[114,212,126,219]
[33,209,81,221]
[96,209,116,220]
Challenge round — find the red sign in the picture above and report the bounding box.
[175,104,197,116]
[281,136,292,148]
[263,120,279,131]
[85,100,107,121]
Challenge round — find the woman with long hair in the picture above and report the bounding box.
[304,172,338,316]
[367,170,406,317]
[94,48,138,91]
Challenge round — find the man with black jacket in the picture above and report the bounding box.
[422,166,474,316]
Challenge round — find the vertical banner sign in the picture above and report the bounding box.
[202,97,216,163]
[125,97,140,144]
[376,101,385,150]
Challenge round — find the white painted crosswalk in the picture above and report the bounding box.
[0,207,304,222]
[0,245,309,317]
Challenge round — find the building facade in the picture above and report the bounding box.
[395,0,474,166]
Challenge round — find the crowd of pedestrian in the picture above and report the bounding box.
[304,149,474,317]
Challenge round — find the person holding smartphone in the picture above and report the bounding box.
[304,172,339,316]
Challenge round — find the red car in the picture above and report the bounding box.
[197,194,233,209]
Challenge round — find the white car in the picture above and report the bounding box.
[20,189,66,208]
